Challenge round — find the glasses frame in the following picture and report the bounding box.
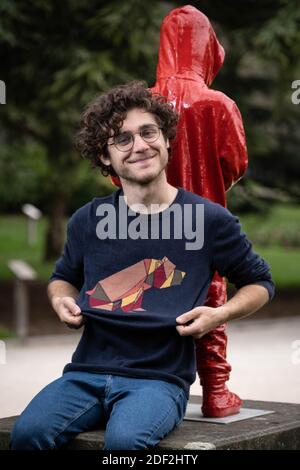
[107,125,162,152]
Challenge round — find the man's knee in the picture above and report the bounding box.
[104,429,151,450]
[10,415,54,450]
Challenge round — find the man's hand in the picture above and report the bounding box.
[176,306,226,339]
[52,296,85,329]
[176,284,270,338]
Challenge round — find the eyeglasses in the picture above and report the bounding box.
[107,125,162,152]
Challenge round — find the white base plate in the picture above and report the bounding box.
[184,403,274,424]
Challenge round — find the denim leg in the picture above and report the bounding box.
[10,371,106,450]
[104,376,188,450]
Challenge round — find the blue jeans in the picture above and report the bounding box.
[10,371,188,450]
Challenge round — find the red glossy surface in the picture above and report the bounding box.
[152,5,248,417]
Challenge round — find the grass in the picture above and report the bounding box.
[0,204,300,288]
[237,203,300,248]
[0,215,54,281]
[0,327,15,340]
[249,246,300,288]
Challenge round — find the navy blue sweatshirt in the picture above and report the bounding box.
[49,188,274,398]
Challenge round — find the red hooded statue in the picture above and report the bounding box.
[151,5,248,417]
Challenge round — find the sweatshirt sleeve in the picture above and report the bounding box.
[211,204,275,301]
[49,212,84,291]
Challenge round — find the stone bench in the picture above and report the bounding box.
[1,396,300,450]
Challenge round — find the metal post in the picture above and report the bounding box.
[28,218,37,245]
[22,204,42,246]
[14,278,29,339]
[8,260,36,340]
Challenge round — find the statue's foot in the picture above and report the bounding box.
[201,389,242,418]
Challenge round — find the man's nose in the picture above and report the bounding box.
[132,134,150,152]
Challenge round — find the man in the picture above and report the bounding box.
[11,82,274,450]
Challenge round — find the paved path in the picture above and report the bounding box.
[1,316,299,418]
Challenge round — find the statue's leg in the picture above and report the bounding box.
[195,275,242,417]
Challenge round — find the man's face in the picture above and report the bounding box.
[100,108,170,185]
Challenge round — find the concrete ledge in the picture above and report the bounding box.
[1,397,300,450]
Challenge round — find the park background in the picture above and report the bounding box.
[0,0,299,417]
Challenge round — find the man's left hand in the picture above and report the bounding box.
[176,306,227,339]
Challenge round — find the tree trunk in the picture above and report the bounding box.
[44,195,68,261]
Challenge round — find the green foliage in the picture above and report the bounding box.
[0,139,114,213]
[0,327,15,340]
[237,203,300,248]
[251,246,300,288]
[0,0,169,211]
[254,0,300,71]
[0,142,48,212]
[0,215,54,281]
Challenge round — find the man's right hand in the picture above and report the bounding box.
[52,296,85,329]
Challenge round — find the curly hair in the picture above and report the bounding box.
[75,81,178,177]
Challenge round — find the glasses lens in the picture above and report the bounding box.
[141,126,159,142]
[114,132,132,151]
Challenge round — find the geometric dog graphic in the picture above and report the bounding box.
[86,256,186,312]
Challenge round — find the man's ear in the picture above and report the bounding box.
[99,153,111,167]
[166,138,170,149]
